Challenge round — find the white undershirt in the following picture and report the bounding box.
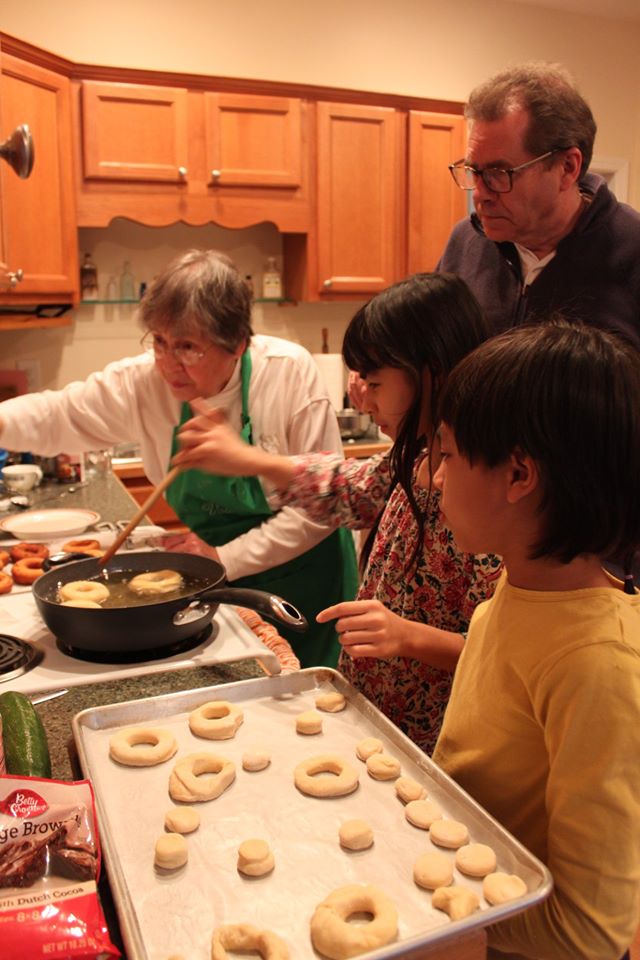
[514,243,556,290]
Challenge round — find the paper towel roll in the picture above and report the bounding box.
[312,354,345,412]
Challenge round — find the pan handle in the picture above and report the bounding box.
[197,587,308,633]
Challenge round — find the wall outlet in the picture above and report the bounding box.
[16,358,41,392]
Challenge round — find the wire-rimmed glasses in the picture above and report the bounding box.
[141,331,209,367]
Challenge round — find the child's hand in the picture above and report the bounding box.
[317,599,404,659]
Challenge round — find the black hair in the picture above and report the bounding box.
[439,319,640,567]
[342,272,490,572]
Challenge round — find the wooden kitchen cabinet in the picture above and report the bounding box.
[0,49,78,321]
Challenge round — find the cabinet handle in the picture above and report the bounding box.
[8,268,24,288]
[323,279,333,288]
[211,169,221,181]
[178,166,188,178]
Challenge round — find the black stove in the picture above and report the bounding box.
[55,622,216,665]
[0,633,44,682]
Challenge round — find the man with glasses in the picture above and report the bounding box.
[438,61,640,348]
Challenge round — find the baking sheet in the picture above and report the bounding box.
[73,668,552,960]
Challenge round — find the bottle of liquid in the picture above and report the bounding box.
[80,253,98,301]
[105,275,118,301]
[262,257,282,300]
[120,261,136,300]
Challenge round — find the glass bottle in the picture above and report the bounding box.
[105,275,118,301]
[120,261,136,300]
[80,253,98,301]
[262,257,282,300]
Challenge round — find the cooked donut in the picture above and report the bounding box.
[355,737,383,761]
[60,598,102,608]
[109,726,178,767]
[429,818,470,850]
[211,924,289,960]
[310,884,398,960]
[455,843,497,878]
[296,710,323,735]
[62,538,100,553]
[189,700,244,740]
[431,885,480,921]
[339,819,374,851]
[366,753,401,781]
[395,776,427,803]
[237,838,275,877]
[294,754,359,798]
[0,571,13,594]
[413,851,454,890]
[12,556,45,585]
[59,579,110,604]
[404,798,443,830]
[315,691,346,713]
[0,549,10,569]
[154,833,188,870]
[242,750,271,772]
[10,542,49,563]
[164,806,201,834]
[128,569,183,595]
[482,872,528,905]
[169,752,236,803]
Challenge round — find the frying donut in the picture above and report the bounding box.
[10,542,49,563]
[0,571,13,594]
[128,569,183,595]
[294,754,359,798]
[12,556,45,585]
[189,700,244,740]
[109,726,178,767]
[61,598,102,608]
[169,752,236,802]
[59,580,110,604]
[0,550,10,569]
[211,925,289,960]
[310,884,398,960]
[62,538,100,553]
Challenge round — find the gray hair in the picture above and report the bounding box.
[139,249,253,351]
[465,61,597,177]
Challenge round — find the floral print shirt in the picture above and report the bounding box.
[277,450,502,754]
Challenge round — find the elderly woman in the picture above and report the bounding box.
[0,249,358,666]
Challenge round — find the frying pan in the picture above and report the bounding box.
[33,551,307,656]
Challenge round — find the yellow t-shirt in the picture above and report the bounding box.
[433,572,640,960]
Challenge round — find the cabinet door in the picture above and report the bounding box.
[205,93,301,188]
[316,102,402,296]
[407,111,467,273]
[81,81,189,182]
[0,53,78,305]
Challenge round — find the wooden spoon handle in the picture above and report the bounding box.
[100,465,181,565]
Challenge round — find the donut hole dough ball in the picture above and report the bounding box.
[429,818,470,850]
[413,851,454,890]
[339,820,374,851]
[128,569,184,595]
[237,838,275,877]
[109,727,178,767]
[242,750,271,772]
[310,884,398,960]
[169,752,236,803]
[395,776,427,803]
[431,885,480,922]
[164,806,201,834]
[211,924,289,960]
[296,710,323,735]
[294,755,359,798]
[365,753,401,781]
[355,737,383,762]
[455,842,497,878]
[59,579,110,604]
[404,799,443,830]
[315,691,346,713]
[154,833,188,870]
[483,872,528,905]
[189,700,244,740]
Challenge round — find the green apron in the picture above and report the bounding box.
[166,350,358,668]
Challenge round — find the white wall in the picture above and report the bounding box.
[1,0,639,389]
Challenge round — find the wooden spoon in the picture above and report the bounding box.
[100,465,181,565]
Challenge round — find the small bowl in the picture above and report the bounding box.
[1,463,43,492]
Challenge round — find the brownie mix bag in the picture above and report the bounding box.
[0,775,119,959]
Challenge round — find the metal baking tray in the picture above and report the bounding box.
[73,667,552,960]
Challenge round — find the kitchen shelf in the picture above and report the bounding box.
[81,298,139,304]
[81,297,295,305]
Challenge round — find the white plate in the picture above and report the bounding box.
[0,508,101,540]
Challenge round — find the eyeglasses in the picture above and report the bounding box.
[141,331,210,367]
[448,149,562,194]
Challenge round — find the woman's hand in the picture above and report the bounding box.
[317,599,406,659]
[346,370,368,412]
[172,398,263,476]
[160,530,220,562]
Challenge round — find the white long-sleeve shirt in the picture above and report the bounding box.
[0,335,343,580]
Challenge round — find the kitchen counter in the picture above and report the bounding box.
[3,470,143,527]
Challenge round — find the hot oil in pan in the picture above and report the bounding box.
[45,570,211,608]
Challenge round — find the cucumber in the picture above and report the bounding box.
[0,691,52,778]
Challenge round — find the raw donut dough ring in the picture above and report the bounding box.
[12,556,45,585]
[310,884,398,960]
[483,872,528,905]
[237,838,275,877]
[413,851,454,890]
[169,751,236,802]
[296,709,323,735]
[128,569,183,595]
[211,924,289,960]
[405,798,443,830]
[154,833,188,870]
[294,754,359,798]
[189,700,244,740]
[59,579,110,604]
[355,737,383,761]
[165,806,201,834]
[455,843,497,878]
[339,819,374,851]
[366,753,401,781]
[315,691,346,713]
[395,776,427,803]
[429,818,470,849]
[109,726,178,767]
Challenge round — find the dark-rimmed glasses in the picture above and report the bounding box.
[448,149,562,194]
[141,331,210,367]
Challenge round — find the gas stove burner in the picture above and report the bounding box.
[55,623,216,665]
[0,633,44,682]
